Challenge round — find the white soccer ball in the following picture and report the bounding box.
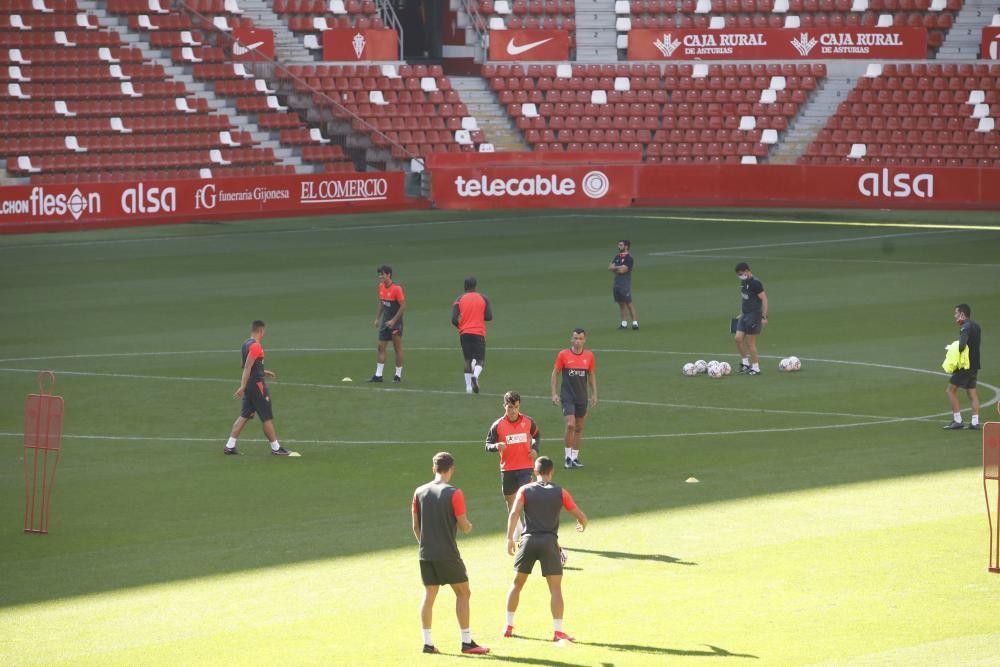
[789,356,802,371]
[708,364,724,378]
[682,362,697,376]
[720,362,732,376]
[778,358,792,372]
[694,360,708,374]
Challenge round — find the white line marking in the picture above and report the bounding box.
[649,230,954,256]
[0,366,901,421]
[659,251,1000,269]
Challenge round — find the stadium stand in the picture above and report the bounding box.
[485,62,823,163]
[477,0,578,49]
[801,62,1000,166]
[272,0,385,54]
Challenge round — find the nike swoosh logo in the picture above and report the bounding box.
[506,37,553,55]
[234,41,265,54]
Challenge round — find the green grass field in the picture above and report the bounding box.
[1,208,999,666]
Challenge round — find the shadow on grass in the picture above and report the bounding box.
[456,653,589,667]
[564,547,696,566]
[517,636,757,659]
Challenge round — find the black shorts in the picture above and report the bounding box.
[561,399,588,418]
[736,311,762,336]
[378,321,403,341]
[514,534,562,576]
[419,559,468,586]
[950,369,978,389]
[460,333,486,363]
[240,380,273,422]
[501,468,533,497]
[613,285,632,304]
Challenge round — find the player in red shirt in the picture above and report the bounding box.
[503,456,588,642]
[224,320,290,456]
[370,265,406,383]
[550,328,598,469]
[452,276,493,394]
[485,391,540,541]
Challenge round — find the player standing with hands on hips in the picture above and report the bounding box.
[733,262,768,376]
[551,328,597,469]
[370,265,406,383]
[412,452,491,655]
[609,239,638,330]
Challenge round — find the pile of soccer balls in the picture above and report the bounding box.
[682,359,731,378]
[778,356,803,372]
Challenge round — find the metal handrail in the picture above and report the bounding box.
[459,0,489,60]
[173,0,422,168]
[374,0,404,60]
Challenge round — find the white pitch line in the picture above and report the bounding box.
[0,366,902,421]
[659,251,1000,270]
[0,415,934,447]
[0,213,583,251]
[650,229,954,256]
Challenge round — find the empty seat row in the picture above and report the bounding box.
[0,115,232,137]
[1,47,144,64]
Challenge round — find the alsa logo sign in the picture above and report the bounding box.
[858,169,934,199]
[121,183,176,214]
[454,171,610,199]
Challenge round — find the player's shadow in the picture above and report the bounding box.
[578,641,758,659]
[456,653,589,667]
[519,637,757,659]
[564,547,697,566]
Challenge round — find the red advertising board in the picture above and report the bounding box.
[322,29,399,61]
[0,172,412,233]
[488,30,571,61]
[628,27,928,60]
[432,165,636,209]
[231,27,275,62]
[635,164,1000,210]
[983,27,1000,60]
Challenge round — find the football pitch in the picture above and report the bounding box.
[1,208,999,666]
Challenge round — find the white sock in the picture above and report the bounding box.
[571,449,579,461]
[742,357,750,366]
[972,414,980,426]
[621,320,627,327]
[225,437,237,449]
[422,629,432,645]
[752,363,760,372]
[632,320,638,326]
[565,447,572,460]
[375,362,384,377]
[460,628,472,643]
[464,373,473,391]
[954,412,962,423]
[506,611,515,626]
[270,441,280,451]
[553,619,563,632]
[395,366,403,378]
[473,364,483,379]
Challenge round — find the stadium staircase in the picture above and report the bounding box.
[217,0,314,62]
[575,0,619,61]
[451,76,529,150]
[769,64,861,163]
[88,0,305,171]
[937,0,994,59]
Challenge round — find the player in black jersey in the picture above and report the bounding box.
[224,320,290,456]
[944,303,983,430]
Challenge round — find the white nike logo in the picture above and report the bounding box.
[233,41,265,54]
[506,37,553,55]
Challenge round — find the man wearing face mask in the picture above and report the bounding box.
[733,262,768,375]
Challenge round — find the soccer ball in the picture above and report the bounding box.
[708,364,724,378]
[788,356,802,371]
[778,358,792,371]
[682,362,697,376]
[720,362,732,376]
[694,360,708,374]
